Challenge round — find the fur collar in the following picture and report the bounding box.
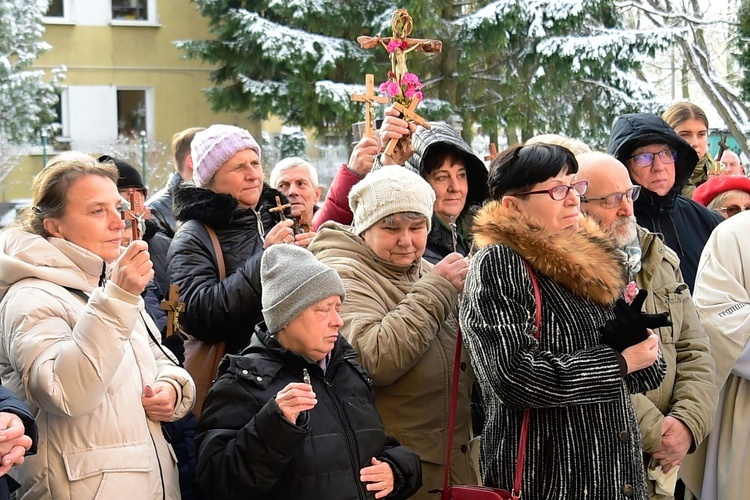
[173,182,286,229]
[473,200,627,305]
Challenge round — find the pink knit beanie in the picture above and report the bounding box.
[191,124,261,187]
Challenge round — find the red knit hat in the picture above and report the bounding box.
[692,175,750,206]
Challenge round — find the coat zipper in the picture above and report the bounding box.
[322,359,368,499]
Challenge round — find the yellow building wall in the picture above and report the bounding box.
[5,0,261,202]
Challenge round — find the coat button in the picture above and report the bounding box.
[619,431,629,443]
[622,484,633,497]
[256,376,263,382]
[460,444,468,453]
[460,362,467,371]
[241,370,248,375]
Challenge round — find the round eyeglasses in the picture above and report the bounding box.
[512,180,588,201]
[628,150,677,168]
[581,186,641,208]
[717,204,750,217]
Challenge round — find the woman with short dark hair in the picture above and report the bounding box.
[461,143,666,499]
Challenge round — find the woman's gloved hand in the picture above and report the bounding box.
[600,289,672,352]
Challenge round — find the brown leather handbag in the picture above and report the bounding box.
[181,225,227,419]
[438,260,541,500]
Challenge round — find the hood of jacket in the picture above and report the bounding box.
[406,122,488,210]
[607,113,698,205]
[173,182,288,229]
[0,228,110,302]
[472,201,627,305]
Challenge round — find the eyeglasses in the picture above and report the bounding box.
[628,150,677,167]
[718,204,750,217]
[581,186,641,208]
[512,180,588,201]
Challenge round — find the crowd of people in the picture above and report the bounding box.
[0,99,747,500]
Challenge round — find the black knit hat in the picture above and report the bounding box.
[99,155,146,193]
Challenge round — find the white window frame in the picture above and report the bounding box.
[43,0,73,25]
[110,0,160,27]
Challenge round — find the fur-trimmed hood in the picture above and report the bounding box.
[173,181,288,229]
[472,201,628,305]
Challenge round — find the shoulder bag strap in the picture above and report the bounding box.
[514,259,542,499]
[204,225,226,280]
[442,259,542,497]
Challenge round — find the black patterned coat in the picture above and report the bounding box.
[460,201,666,500]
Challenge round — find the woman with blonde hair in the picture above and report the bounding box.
[662,102,717,197]
[0,155,195,498]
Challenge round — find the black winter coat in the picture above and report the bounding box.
[167,183,286,353]
[608,113,723,290]
[195,324,422,500]
[406,123,488,264]
[147,172,183,238]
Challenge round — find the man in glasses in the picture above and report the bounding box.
[577,152,717,500]
[608,113,723,291]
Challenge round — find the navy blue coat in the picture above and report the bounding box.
[608,113,723,290]
[0,386,36,500]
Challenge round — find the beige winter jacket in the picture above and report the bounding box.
[0,229,195,499]
[630,227,717,499]
[310,222,475,499]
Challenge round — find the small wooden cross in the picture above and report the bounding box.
[121,188,151,241]
[384,99,431,157]
[351,74,388,139]
[293,209,313,234]
[485,143,499,162]
[269,196,291,221]
[160,284,185,338]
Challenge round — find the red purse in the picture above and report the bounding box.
[438,260,542,500]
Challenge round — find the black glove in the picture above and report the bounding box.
[162,334,186,366]
[600,289,672,352]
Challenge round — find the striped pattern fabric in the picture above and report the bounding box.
[460,244,665,499]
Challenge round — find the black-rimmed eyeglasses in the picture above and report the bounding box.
[581,186,641,208]
[628,150,677,167]
[512,181,588,201]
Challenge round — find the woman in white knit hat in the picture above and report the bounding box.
[195,244,422,499]
[309,164,477,498]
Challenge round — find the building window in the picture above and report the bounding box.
[117,89,147,137]
[45,0,65,17]
[112,0,149,21]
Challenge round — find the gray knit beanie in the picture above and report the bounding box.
[349,164,435,235]
[261,245,346,333]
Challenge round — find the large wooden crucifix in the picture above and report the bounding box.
[121,188,151,242]
[160,284,185,338]
[351,74,388,139]
[357,9,441,164]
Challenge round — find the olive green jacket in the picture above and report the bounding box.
[631,227,718,498]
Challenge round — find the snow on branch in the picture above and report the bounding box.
[231,10,368,69]
[538,27,681,61]
[615,1,733,27]
[316,80,364,107]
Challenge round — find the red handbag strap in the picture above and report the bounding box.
[443,259,542,499]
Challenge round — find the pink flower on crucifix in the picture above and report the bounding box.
[379,72,423,107]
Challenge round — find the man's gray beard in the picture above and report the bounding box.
[608,215,638,249]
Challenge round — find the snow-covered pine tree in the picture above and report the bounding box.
[176,0,393,139]
[180,0,675,147]
[445,0,679,147]
[0,0,63,142]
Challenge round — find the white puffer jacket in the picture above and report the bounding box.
[0,228,195,499]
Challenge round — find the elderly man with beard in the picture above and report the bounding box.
[577,152,717,500]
